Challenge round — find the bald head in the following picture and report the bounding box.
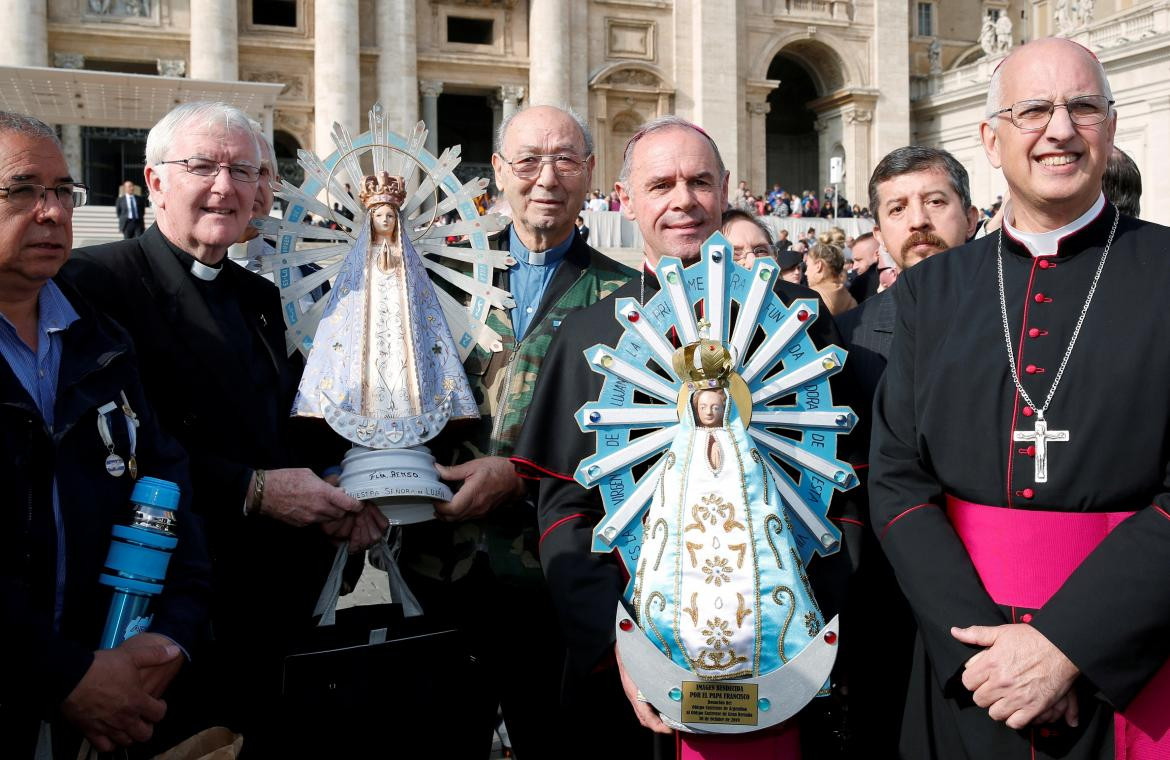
[985,38,1112,124]
[495,105,592,158]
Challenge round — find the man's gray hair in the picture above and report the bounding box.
[984,41,1114,125]
[867,146,972,224]
[617,115,726,187]
[494,105,593,157]
[145,101,260,171]
[0,111,61,148]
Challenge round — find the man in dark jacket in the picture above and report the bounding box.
[115,179,146,239]
[62,102,379,753]
[0,111,210,757]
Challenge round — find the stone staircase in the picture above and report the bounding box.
[72,205,155,248]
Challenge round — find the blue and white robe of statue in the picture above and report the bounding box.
[633,390,826,682]
[291,214,478,448]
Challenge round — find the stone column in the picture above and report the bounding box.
[490,96,503,145]
[53,53,85,179]
[1144,96,1170,226]
[314,0,360,155]
[499,85,525,121]
[841,106,873,208]
[528,0,571,106]
[376,0,418,135]
[0,0,47,66]
[746,101,771,194]
[419,80,443,156]
[873,0,911,157]
[691,0,740,188]
[189,0,238,80]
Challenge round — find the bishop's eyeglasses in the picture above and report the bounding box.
[500,154,588,179]
[991,95,1114,131]
[158,158,262,183]
[0,183,88,211]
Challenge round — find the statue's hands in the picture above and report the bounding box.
[615,643,673,735]
[433,457,525,522]
[258,468,363,527]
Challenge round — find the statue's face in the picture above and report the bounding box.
[370,204,397,236]
[693,389,726,428]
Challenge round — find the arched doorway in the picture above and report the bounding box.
[765,55,820,197]
[273,129,303,187]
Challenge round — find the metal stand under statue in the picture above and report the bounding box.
[248,103,512,620]
[574,234,857,758]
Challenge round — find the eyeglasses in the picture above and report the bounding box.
[991,95,1114,131]
[0,183,88,211]
[500,154,588,179]
[158,158,261,183]
[733,244,772,260]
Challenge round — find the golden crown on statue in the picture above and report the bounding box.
[359,171,406,210]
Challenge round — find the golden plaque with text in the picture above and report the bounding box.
[680,681,759,726]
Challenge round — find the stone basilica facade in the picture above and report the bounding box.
[1,0,1168,220]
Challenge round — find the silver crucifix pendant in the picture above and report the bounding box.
[1012,412,1070,483]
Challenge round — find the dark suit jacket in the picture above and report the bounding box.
[847,264,879,304]
[115,193,146,237]
[61,225,337,640]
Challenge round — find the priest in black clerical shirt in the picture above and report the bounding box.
[61,102,383,753]
[870,38,1170,759]
[512,116,862,758]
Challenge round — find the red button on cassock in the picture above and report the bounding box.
[1028,328,1041,338]
[1025,364,1038,374]
[1021,613,1034,623]
[1026,445,1036,457]
[1034,293,1046,303]
[1038,260,1051,269]
[1022,407,1034,417]
[1021,488,1035,499]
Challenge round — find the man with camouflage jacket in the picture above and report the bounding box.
[400,105,634,758]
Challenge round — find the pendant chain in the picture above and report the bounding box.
[996,205,1119,420]
[640,268,646,306]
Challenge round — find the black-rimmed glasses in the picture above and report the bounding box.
[991,95,1114,131]
[0,183,88,211]
[500,154,588,179]
[159,158,261,183]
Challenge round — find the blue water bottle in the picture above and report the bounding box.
[98,477,181,649]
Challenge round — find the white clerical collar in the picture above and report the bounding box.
[1003,193,1106,257]
[189,258,223,281]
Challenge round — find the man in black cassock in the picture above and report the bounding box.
[61,102,383,754]
[870,37,1170,758]
[511,115,860,757]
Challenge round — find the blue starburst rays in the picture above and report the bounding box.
[574,233,857,584]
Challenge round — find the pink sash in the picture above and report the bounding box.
[947,497,1170,760]
[678,723,800,760]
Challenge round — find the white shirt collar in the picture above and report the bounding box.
[1003,192,1106,257]
[189,258,223,281]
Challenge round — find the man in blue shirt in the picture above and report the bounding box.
[0,112,210,756]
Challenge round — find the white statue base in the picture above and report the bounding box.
[338,445,451,525]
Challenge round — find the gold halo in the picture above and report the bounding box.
[323,144,442,244]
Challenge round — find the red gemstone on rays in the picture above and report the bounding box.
[628,311,640,322]
[619,619,634,632]
[797,310,810,322]
[824,631,837,644]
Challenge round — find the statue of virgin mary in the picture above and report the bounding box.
[633,338,827,684]
[292,171,478,448]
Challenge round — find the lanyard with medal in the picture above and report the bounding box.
[97,390,140,479]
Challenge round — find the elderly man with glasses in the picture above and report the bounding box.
[62,101,375,754]
[869,37,1170,759]
[0,110,211,758]
[395,104,634,757]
